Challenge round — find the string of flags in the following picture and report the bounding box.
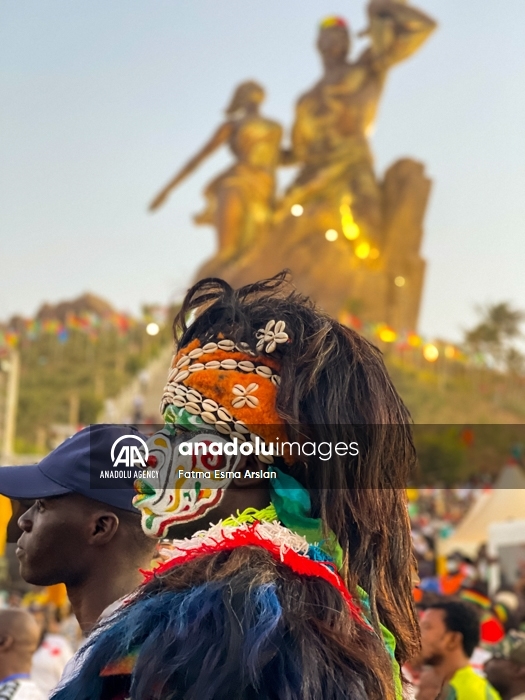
[0,306,471,366]
[0,312,140,349]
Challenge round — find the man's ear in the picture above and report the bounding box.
[87,511,120,547]
[446,631,463,653]
[0,635,14,652]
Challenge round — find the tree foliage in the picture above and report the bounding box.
[464,302,525,372]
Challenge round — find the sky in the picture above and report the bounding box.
[1,0,524,342]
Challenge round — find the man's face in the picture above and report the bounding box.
[16,494,92,586]
[420,609,455,665]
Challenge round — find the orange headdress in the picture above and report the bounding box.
[160,321,292,462]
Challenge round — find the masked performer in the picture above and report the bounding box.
[53,273,419,700]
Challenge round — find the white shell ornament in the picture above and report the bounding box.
[255,320,289,353]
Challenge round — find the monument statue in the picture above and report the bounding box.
[150,81,282,276]
[278,1,436,240]
[151,0,437,330]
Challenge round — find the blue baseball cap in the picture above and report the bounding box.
[0,424,147,513]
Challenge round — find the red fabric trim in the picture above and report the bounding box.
[143,524,367,626]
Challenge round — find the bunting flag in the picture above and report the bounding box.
[0,311,143,349]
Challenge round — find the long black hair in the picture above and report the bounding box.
[174,272,420,669]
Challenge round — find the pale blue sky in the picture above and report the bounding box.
[1,0,524,341]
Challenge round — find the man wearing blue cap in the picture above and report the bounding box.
[0,425,156,634]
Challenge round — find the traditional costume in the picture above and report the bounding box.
[53,277,416,700]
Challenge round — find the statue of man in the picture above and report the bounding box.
[278,0,436,253]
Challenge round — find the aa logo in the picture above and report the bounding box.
[110,435,149,468]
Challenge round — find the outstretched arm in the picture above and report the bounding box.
[364,0,437,71]
[149,122,232,211]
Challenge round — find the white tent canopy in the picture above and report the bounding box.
[438,465,525,559]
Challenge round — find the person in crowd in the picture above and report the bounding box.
[52,273,421,700]
[485,630,525,700]
[30,605,73,698]
[0,425,157,634]
[419,600,500,699]
[0,608,44,699]
[57,606,82,653]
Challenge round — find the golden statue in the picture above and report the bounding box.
[151,1,437,330]
[278,0,436,245]
[235,0,436,326]
[150,81,282,274]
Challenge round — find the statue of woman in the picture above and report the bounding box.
[150,81,282,268]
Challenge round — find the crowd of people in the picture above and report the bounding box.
[0,274,523,699]
[0,594,80,699]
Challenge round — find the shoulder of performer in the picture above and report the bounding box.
[51,546,382,699]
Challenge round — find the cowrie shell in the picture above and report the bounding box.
[245,395,259,407]
[231,397,246,409]
[230,431,246,442]
[174,386,187,396]
[188,363,204,372]
[186,390,202,402]
[171,397,186,408]
[266,340,277,353]
[174,370,190,382]
[205,360,221,369]
[259,453,274,464]
[255,366,272,377]
[220,359,237,370]
[234,422,249,434]
[217,407,232,422]
[201,412,217,424]
[215,421,232,434]
[167,368,179,382]
[218,339,235,350]
[238,361,255,372]
[246,382,258,393]
[202,399,219,412]
[202,342,218,353]
[188,348,204,359]
[232,385,245,396]
[184,402,201,415]
[175,356,191,368]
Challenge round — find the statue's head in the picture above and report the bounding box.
[317,16,350,65]
[225,81,265,117]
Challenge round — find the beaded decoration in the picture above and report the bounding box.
[160,337,292,463]
[143,512,369,629]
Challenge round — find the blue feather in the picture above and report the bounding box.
[53,577,369,700]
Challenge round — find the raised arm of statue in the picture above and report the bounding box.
[149,121,233,211]
[364,0,437,72]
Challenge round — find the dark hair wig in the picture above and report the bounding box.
[173,273,420,672]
